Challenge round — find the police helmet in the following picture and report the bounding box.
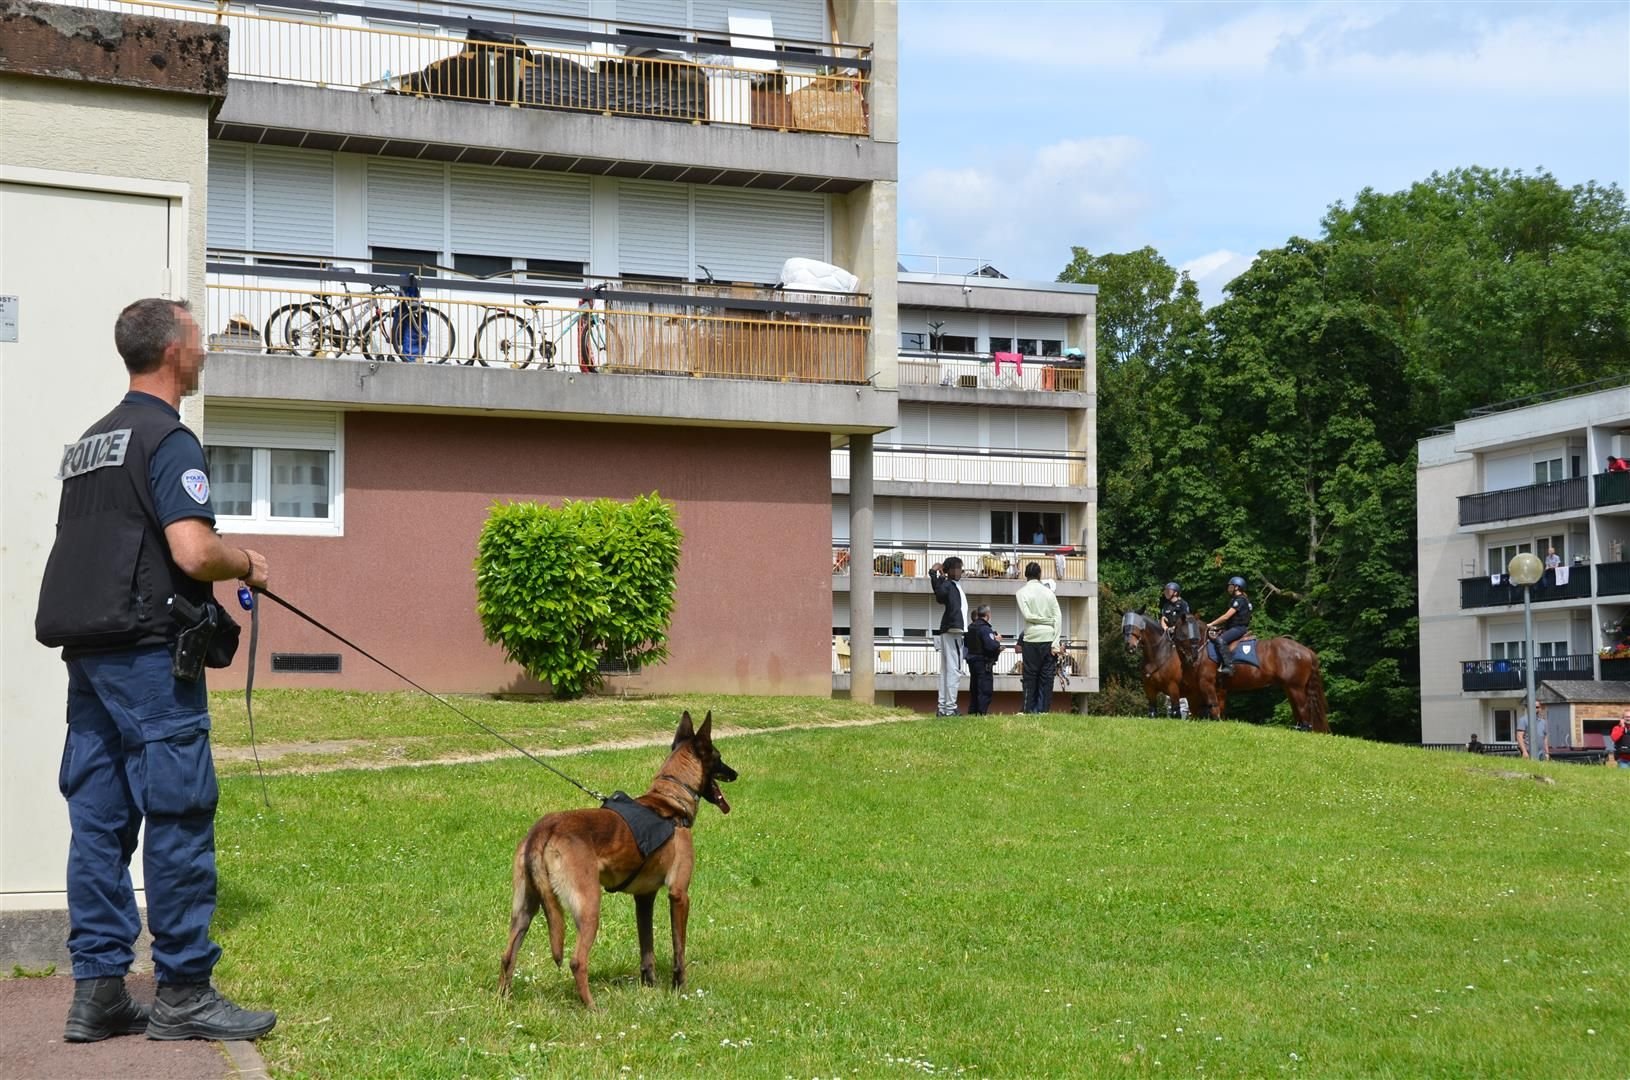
[1164,582,1180,593]
[1228,575,1247,590]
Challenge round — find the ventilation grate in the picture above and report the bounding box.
[270,652,342,674]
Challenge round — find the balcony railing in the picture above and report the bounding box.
[833,637,1091,680]
[1601,657,1630,680]
[1460,654,1595,692]
[77,0,871,136]
[206,261,868,384]
[832,445,1088,489]
[897,351,1087,393]
[1458,476,1588,526]
[1459,567,1593,609]
[1596,471,1630,508]
[831,543,1088,582]
[1598,561,1630,597]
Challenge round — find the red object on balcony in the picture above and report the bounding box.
[993,351,1023,376]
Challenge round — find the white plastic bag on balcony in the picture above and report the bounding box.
[778,257,859,295]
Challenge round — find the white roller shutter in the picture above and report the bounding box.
[207,143,248,251]
[367,159,445,250]
[618,181,690,278]
[929,406,979,448]
[1017,411,1068,453]
[1016,317,1068,340]
[901,504,930,542]
[249,147,334,257]
[931,504,981,542]
[450,166,591,260]
[832,594,849,630]
[896,404,929,444]
[616,0,686,27]
[988,409,1018,450]
[203,405,339,451]
[691,0,825,41]
[693,188,825,285]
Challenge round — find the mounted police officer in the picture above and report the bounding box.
[34,299,277,1044]
[1158,582,1190,636]
[1206,575,1254,677]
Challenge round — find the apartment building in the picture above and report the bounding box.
[1416,378,1630,747]
[20,0,899,697]
[832,261,1099,710]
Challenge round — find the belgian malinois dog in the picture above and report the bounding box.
[498,711,737,1008]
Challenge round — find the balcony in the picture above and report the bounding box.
[832,637,1092,686]
[832,445,1089,497]
[1458,476,1588,526]
[1460,654,1595,692]
[832,542,1090,595]
[1601,657,1630,680]
[206,260,868,384]
[1599,561,1630,597]
[1596,471,1630,508]
[896,351,1087,396]
[83,0,872,138]
[1459,567,1592,609]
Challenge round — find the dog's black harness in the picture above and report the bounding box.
[603,778,696,893]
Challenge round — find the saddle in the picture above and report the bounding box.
[1207,636,1261,668]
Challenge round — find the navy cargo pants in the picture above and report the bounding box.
[60,646,221,984]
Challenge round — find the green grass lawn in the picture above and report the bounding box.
[205,700,1629,1078]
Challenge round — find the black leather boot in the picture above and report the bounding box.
[1215,637,1233,677]
[147,983,277,1041]
[64,976,149,1042]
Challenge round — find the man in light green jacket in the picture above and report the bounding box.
[1016,562,1061,713]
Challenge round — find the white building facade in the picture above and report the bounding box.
[1415,380,1630,746]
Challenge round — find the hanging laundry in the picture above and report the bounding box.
[993,351,1023,376]
[1553,565,1570,586]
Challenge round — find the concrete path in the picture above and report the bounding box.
[0,972,269,1079]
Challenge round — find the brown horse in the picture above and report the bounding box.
[1172,615,1330,732]
[1121,612,1184,718]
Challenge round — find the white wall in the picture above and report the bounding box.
[1,78,207,914]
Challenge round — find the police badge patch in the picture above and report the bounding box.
[182,469,211,504]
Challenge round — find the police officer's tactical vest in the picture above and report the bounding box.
[35,398,215,655]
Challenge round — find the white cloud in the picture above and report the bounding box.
[903,1,1627,96]
[1178,250,1257,307]
[902,136,1158,278]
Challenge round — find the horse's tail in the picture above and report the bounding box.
[1306,652,1330,733]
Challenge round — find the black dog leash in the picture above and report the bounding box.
[237,586,607,805]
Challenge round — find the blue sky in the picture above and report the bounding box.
[897,0,1630,302]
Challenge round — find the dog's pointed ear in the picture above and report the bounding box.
[697,711,713,742]
[673,710,695,748]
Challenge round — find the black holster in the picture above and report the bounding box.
[168,594,241,681]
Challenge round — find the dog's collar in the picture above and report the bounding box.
[653,773,699,828]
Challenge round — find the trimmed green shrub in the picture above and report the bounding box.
[475,493,682,699]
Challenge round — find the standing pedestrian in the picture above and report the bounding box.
[928,557,969,716]
[34,298,278,1044]
[963,604,1002,715]
[1015,562,1061,713]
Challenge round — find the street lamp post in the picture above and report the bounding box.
[1508,552,1545,761]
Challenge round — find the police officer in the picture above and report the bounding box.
[1206,575,1253,677]
[34,299,277,1044]
[1158,582,1190,636]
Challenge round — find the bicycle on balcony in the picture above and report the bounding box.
[471,282,612,371]
[263,273,456,363]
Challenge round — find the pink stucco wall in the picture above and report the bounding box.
[211,411,834,696]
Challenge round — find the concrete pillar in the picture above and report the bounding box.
[848,433,875,704]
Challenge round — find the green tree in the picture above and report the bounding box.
[475,493,682,699]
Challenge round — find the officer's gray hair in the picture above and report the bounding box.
[115,298,192,374]
[974,604,992,619]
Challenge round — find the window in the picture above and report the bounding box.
[203,407,342,536]
[1535,640,1571,671]
[372,247,440,277]
[990,510,1014,545]
[1493,708,1512,742]
[1016,338,1063,357]
[1534,457,1564,484]
[1489,640,1524,661]
[931,332,978,353]
[1487,542,1531,574]
[1535,534,1564,563]
[524,258,586,281]
[988,337,1012,353]
[454,253,514,279]
[901,331,927,351]
[993,510,1063,546]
